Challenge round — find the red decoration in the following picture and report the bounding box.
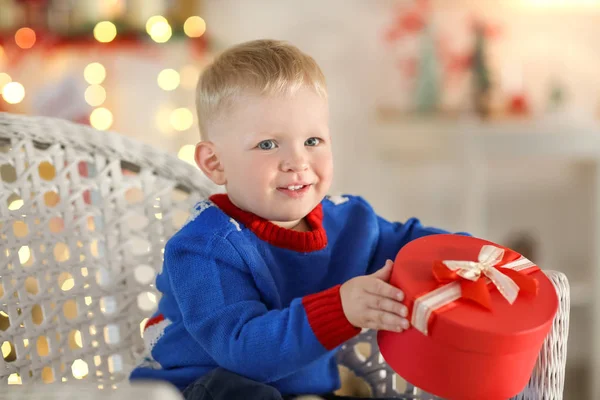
[508,93,530,116]
[384,0,430,43]
[378,234,558,400]
[431,249,538,310]
[384,3,502,85]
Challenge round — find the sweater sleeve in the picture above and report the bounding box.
[356,198,471,275]
[165,234,359,383]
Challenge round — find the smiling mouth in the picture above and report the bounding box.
[277,184,312,197]
[282,185,307,191]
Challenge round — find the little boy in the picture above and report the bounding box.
[130,39,463,400]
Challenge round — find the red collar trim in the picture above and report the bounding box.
[209,194,327,252]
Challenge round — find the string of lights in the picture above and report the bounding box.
[0,10,207,163]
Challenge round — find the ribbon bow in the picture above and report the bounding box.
[432,245,538,310]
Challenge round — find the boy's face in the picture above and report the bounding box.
[209,87,333,228]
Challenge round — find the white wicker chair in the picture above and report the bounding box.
[0,112,570,399]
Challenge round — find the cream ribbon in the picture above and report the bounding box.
[411,245,535,335]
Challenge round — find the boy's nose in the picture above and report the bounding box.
[281,151,309,172]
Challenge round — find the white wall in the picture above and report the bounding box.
[200,1,600,398]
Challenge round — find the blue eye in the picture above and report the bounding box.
[257,140,277,150]
[305,137,320,147]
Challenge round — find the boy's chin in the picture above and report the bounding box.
[269,214,305,224]
[267,211,309,225]
[271,203,319,220]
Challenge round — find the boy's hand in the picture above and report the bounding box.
[340,260,410,333]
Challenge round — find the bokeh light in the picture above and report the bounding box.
[0,73,11,92]
[184,16,206,38]
[90,108,113,131]
[84,63,106,85]
[149,19,172,43]
[177,144,196,165]
[146,15,168,34]
[84,85,106,107]
[2,82,25,104]
[170,108,194,131]
[157,69,180,91]
[14,28,36,49]
[93,21,117,43]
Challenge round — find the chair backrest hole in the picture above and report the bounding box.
[58,272,75,291]
[134,264,156,285]
[7,193,23,211]
[19,245,33,266]
[53,243,70,262]
[37,336,49,357]
[7,373,22,385]
[104,324,120,344]
[43,190,60,208]
[139,317,149,338]
[1,163,16,183]
[126,214,149,230]
[49,217,64,234]
[130,238,151,256]
[137,291,158,312]
[353,342,372,362]
[25,276,39,295]
[125,187,144,205]
[68,329,83,349]
[0,310,9,330]
[31,304,44,325]
[38,161,56,181]
[71,359,89,379]
[41,366,54,383]
[2,341,16,362]
[63,299,78,320]
[12,220,28,237]
[100,296,117,315]
[108,354,123,373]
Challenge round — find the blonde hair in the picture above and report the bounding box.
[195,39,327,139]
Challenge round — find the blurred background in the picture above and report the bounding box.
[0,0,598,398]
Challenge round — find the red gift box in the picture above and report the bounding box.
[377,234,558,400]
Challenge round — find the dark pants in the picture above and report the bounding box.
[181,368,395,400]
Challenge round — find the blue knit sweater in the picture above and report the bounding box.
[129,194,455,395]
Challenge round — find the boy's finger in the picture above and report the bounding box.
[379,318,410,332]
[381,324,404,333]
[365,279,404,301]
[367,295,408,317]
[371,259,393,281]
[366,309,404,327]
[400,318,410,330]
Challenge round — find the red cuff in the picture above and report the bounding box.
[302,284,361,350]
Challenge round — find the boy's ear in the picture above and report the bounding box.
[195,141,226,185]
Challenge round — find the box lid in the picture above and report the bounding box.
[389,234,558,355]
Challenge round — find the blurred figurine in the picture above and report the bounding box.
[471,21,492,119]
[415,22,441,114]
[547,79,566,113]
